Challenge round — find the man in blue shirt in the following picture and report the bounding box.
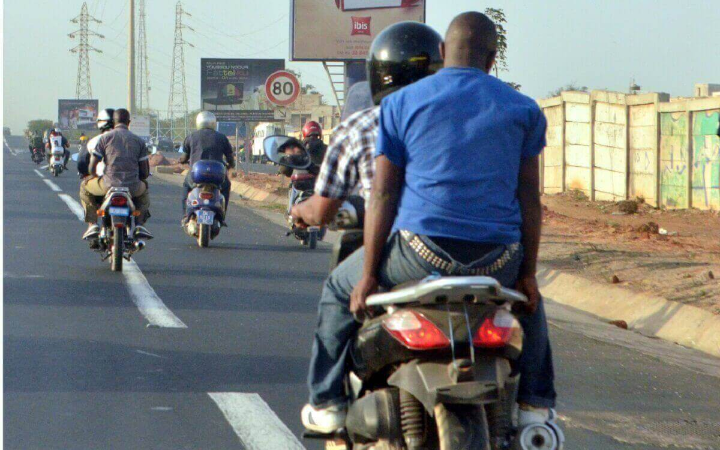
[302,13,557,434]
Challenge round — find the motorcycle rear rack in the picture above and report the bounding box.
[366,275,527,308]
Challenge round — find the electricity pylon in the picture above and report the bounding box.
[69,2,104,99]
[168,1,193,142]
[136,0,151,112]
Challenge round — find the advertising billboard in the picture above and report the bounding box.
[291,0,425,61]
[130,115,151,139]
[58,99,99,130]
[200,59,285,123]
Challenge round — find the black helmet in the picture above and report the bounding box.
[367,21,443,105]
[97,108,115,131]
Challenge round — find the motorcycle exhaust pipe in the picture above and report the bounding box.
[345,389,402,444]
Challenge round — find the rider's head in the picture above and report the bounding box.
[53,128,62,135]
[97,108,115,132]
[367,21,443,106]
[196,111,217,131]
[302,121,322,141]
[442,12,497,73]
[278,137,305,156]
[113,108,131,126]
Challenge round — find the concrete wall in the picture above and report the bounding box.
[539,91,720,210]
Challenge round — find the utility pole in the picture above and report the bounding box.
[128,0,136,115]
[168,1,193,143]
[136,0,151,112]
[69,2,103,99]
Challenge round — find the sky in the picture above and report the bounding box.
[3,0,720,134]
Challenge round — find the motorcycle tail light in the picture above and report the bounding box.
[473,310,519,348]
[383,310,450,350]
[200,192,214,200]
[110,196,128,206]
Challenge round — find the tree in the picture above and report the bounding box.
[548,83,588,97]
[25,119,54,138]
[484,8,507,76]
[3,127,11,137]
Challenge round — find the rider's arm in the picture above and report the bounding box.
[294,195,342,226]
[221,135,236,168]
[138,141,150,181]
[63,137,70,149]
[178,136,191,164]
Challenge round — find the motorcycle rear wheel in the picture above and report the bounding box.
[111,228,124,272]
[434,403,491,450]
[198,223,210,248]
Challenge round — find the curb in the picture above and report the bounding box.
[537,265,720,357]
[153,169,287,207]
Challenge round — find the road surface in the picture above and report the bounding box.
[4,147,720,449]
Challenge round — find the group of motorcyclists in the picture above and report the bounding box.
[24,10,561,448]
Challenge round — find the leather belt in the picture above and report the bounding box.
[400,230,520,275]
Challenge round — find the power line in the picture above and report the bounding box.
[69,2,104,99]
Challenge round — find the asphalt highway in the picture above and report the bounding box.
[4,146,720,449]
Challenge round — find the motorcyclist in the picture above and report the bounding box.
[301,15,559,436]
[27,130,44,161]
[45,128,70,169]
[179,111,236,221]
[80,108,152,240]
[301,120,327,166]
[78,108,114,178]
[79,132,88,150]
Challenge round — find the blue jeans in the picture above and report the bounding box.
[308,231,556,408]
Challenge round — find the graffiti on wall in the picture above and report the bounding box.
[691,110,720,210]
[660,112,689,209]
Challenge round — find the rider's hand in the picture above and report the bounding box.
[290,205,308,228]
[351,275,379,316]
[515,275,540,314]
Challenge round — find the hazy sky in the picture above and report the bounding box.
[3,0,719,133]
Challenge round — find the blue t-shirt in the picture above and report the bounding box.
[376,67,546,244]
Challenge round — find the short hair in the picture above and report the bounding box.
[445,12,498,64]
[114,108,131,125]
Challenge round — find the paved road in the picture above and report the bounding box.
[4,147,720,449]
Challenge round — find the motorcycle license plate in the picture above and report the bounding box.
[196,210,215,225]
[109,207,130,217]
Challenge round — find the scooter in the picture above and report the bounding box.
[87,187,148,272]
[183,160,226,248]
[263,135,325,249]
[303,200,564,450]
[49,149,65,177]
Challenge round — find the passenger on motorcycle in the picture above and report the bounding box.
[46,128,70,169]
[277,137,321,215]
[78,108,114,178]
[179,111,235,221]
[80,109,152,240]
[301,120,327,167]
[302,14,559,435]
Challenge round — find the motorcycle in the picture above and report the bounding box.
[49,148,65,177]
[88,187,147,272]
[263,135,326,249]
[301,199,564,450]
[31,147,44,164]
[183,160,227,248]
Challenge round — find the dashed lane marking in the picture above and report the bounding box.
[33,169,45,178]
[208,393,306,450]
[58,194,85,221]
[43,179,63,192]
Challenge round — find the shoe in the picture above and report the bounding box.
[83,224,100,240]
[518,405,553,427]
[517,405,564,450]
[301,404,346,434]
[134,225,154,239]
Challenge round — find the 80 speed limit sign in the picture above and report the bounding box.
[265,71,300,106]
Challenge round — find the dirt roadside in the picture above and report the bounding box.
[540,192,720,315]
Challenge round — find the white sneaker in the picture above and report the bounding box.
[301,403,346,433]
[82,224,100,240]
[518,405,554,427]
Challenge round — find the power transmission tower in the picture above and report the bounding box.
[168,1,193,143]
[69,2,104,99]
[136,0,151,112]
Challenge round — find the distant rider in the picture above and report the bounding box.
[179,111,236,221]
[46,128,70,169]
[27,130,45,161]
[301,120,327,167]
[80,109,152,240]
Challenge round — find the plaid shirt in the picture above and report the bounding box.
[315,107,379,203]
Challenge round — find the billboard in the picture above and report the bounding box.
[201,59,285,123]
[130,115,151,138]
[291,0,425,61]
[58,99,99,130]
[217,122,247,138]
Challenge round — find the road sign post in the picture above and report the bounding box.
[265,71,300,107]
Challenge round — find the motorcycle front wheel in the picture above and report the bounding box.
[308,230,317,249]
[198,223,210,248]
[434,403,491,450]
[111,228,124,272]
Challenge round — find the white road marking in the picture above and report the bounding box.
[43,179,62,192]
[208,393,306,450]
[33,169,45,178]
[58,194,85,221]
[123,260,187,329]
[136,349,167,359]
[40,164,49,169]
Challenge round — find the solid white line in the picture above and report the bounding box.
[33,169,45,178]
[123,260,187,329]
[208,393,305,450]
[43,179,62,192]
[58,194,85,221]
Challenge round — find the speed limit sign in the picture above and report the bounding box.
[265,71,300,106]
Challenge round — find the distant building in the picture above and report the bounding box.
[694,83,720,97]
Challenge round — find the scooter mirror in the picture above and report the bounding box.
[263,135,312,170]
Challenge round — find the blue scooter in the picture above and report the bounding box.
[183,160,226,248]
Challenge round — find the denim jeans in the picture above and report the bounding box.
[307,231,556,409]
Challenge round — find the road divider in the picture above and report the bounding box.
[208,393,305,450]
